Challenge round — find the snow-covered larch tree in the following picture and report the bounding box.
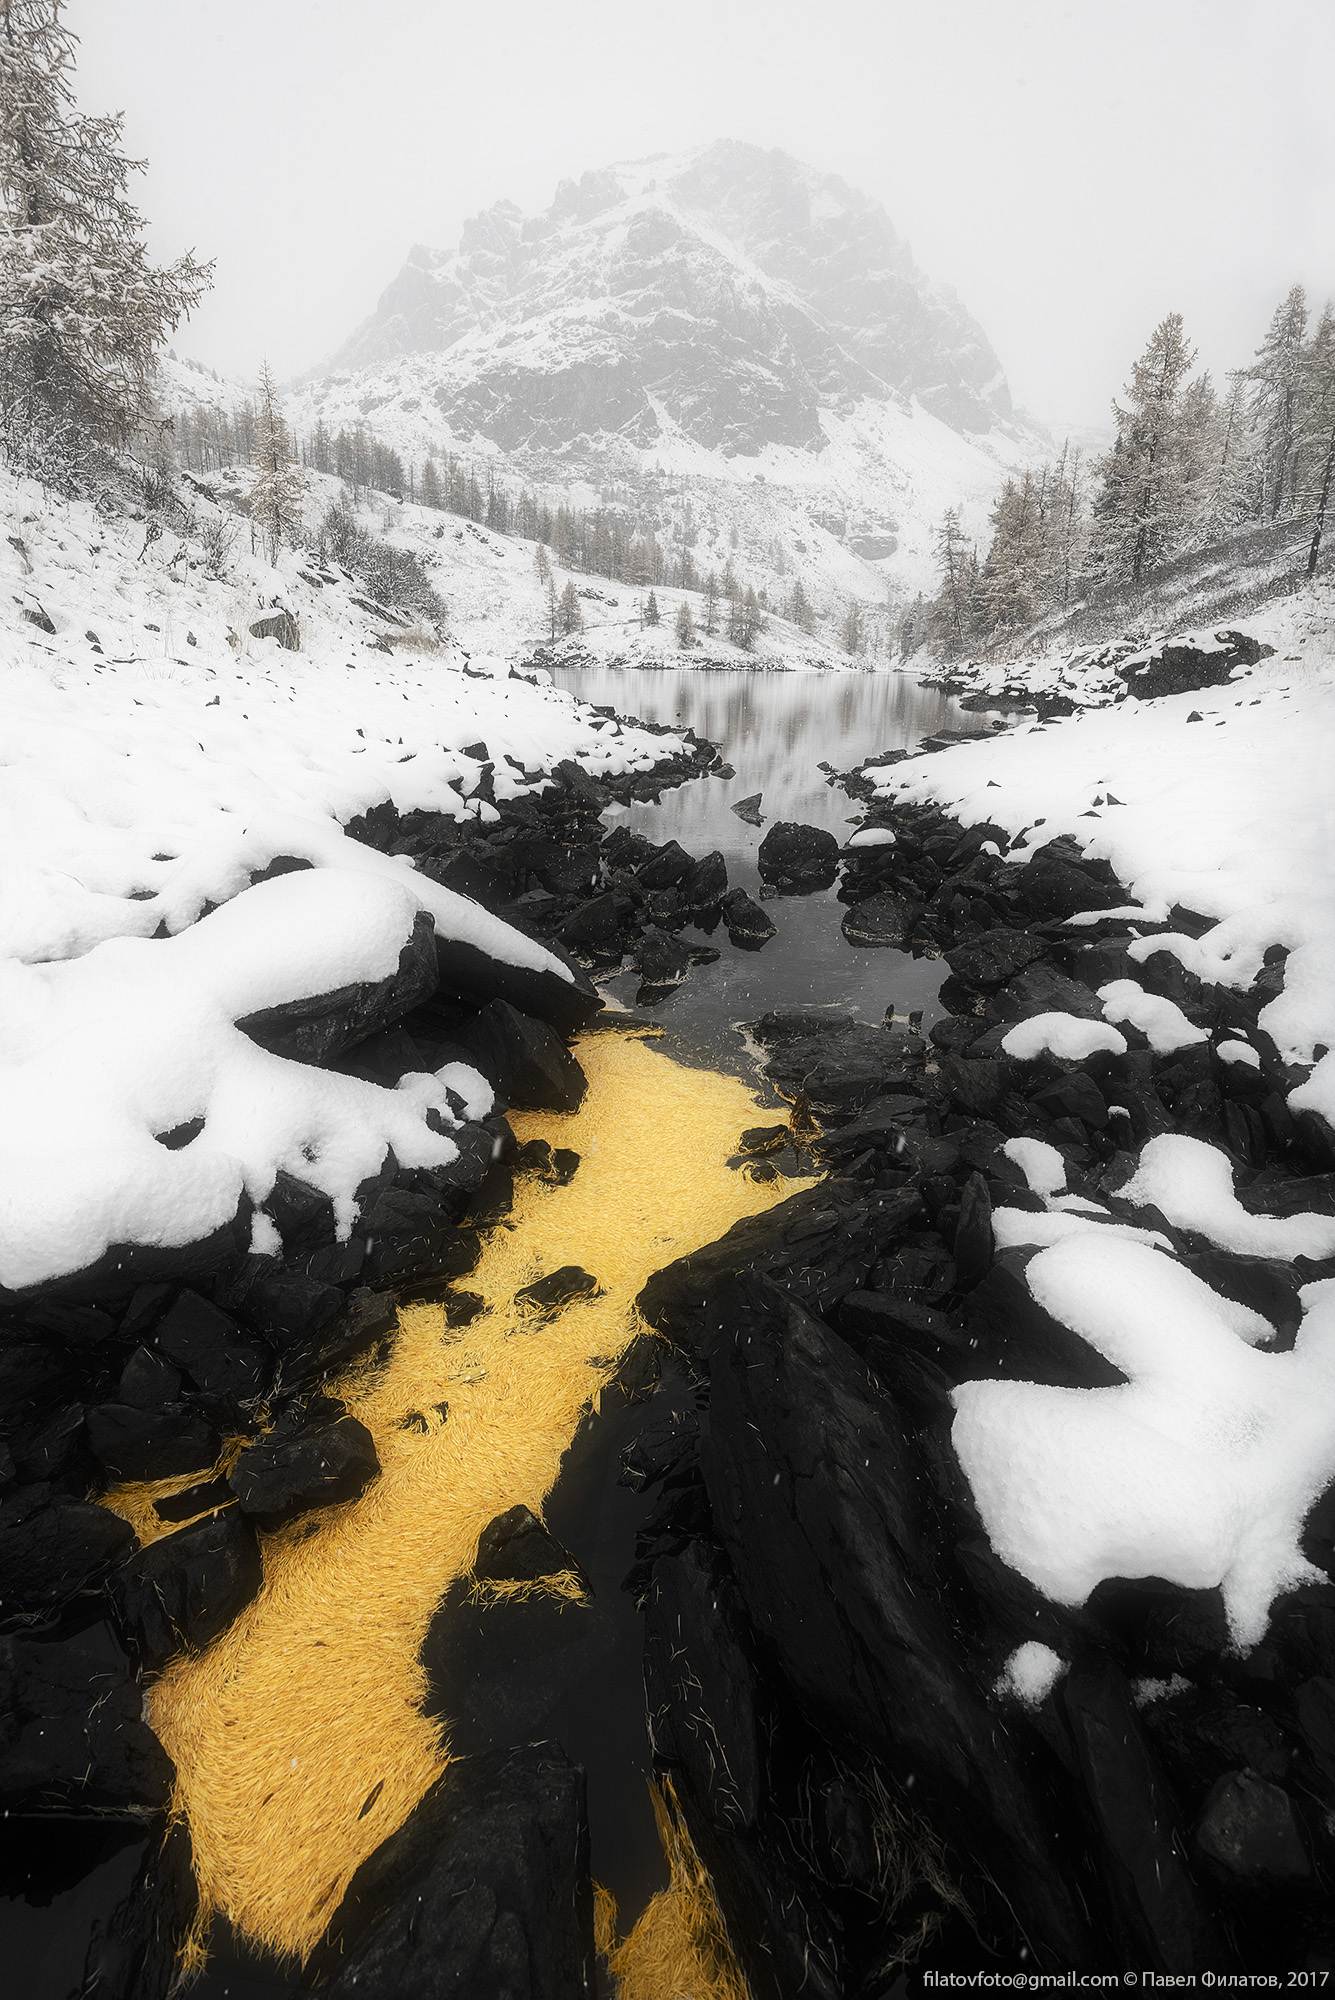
[0,0,211,477]
[248,361,304,565]
[1087,313,1198,589]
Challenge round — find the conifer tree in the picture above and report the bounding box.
[533,542,551,586]
[929,508,973,651]
[1298,304,1335,576]
[0,0,211,475]
[842,599,865,655]
[1251,285,1308,517]
[643,588,660,626]
[558,579,582,634]
[248,361,304,565]
[702,569,719,635]
[419,455,443,510]
[1086,313,1198,589]
[785,575,815,635]
[675,598,694,648]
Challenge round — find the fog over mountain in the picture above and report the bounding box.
[320,143,1016,453]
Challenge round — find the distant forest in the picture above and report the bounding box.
[173,395,818,649]
[926,286,1335,656]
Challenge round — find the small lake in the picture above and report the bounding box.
[549,663,968,1063]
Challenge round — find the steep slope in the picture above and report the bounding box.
[290,142,1048,607]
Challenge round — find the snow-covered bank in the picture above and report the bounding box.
[862,651,1335,1119]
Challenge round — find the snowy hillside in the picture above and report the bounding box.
[285,143,1049,608]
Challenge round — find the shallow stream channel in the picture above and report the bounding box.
[2,666,975,2000]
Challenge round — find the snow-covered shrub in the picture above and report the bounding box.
[314,496,445,627]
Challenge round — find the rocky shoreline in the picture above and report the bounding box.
[6,677,1335,1994]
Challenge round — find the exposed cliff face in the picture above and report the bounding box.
[319,142,1012,461]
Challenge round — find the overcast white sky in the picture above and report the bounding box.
[71,0,1334,430]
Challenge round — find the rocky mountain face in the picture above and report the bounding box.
[320,142,1013,461]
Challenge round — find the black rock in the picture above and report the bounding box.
[228,1412,379,1531]
[730,792,764,826]
[839,890,922,947]
[0,1484,136,1618]
[0,1622,174,1812]
[633,925,690,993]
[757,821,839,892]
[1118,629,1272,700]
[153,1474,233,1524]
[110,1508,262,1670]
[677,849,728,926]
[644,1541,762,1833]
[450,998,587,1112]
[738,1124,789,1155]
[79,1818,198,2000]
[964,1252,1127,1390]
[618,1410,700,1494]
[514,1266,600,1317]
[360,1188,474,1289]
[473,1505,587,1593]
[700,1283,1092,1964]
[945,929,1048,989]
[989,961,1108,1024]
[1060,1657,1224,1970]
[751,1008,857,1045]
[1145,1685,1292,1795]
[721,887,776,950]
[85,1402,221,1484]
[303,1743,596,1998]
[1085,1576,1231,1677]
[118,1345,182,1408]
[151,1289,270,1402]
[953,1173,994,1289]
[1194,1769,1310,1885]
[239,907,438,1063]
[435,923,600,1036]
[638,1184,925,1358]
[1293,1676,1335,1790]
[554,891,624,964]
[635,838,695,891]
[1030,1070,1110,1129]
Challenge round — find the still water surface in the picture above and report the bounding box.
[550,664,968,1060]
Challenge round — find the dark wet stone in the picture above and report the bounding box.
[1294,1677,1335,1790]
[699,1282,1092,1963]
[730,792,764,826]
[85,1403,221,1485]
[1030,1070,1109,1129]
[0,1622,174,1812]
[644,1541,762,1832]
[1060,1657,1225,1970]
[638,1184,925,1358]
[1144,1685,1292,1795]
[473,1505,587,1593]
[0,1484,136,1618]
[618,1410,700,1494]
[153,1474,233,1524]
[228,1412,379,1531]
[152,1289,270,1402]
[514,1266,600,1317]
[952,1173,993,1289]
[738,1124,789,1155]
[238,908,439,1063]
[110,1508,262,1670]
[554,890,625,964]
[304,1743,595,1998]
[435,925,600,1036]
[839,890,922,947]
[450,998,587,1112]
[1194,1769,1309,1885]
[118,1346,182,1409]
[1118,629,1272,700]
[79,1818,198,2000]
[633,926,690,992]
[757,821,839,893]
[721,887,776,950]
[634,838,695,891]
[964,1252,1127,1391]
[945,928,1048,988]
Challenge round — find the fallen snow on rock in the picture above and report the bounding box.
[1002,1137,1069,1198]
[0,871,495,1291]
[1119,1133,1335,1261]
[995,1641,1067,1709]
[990,1208,1171,1252]
[952,1238,1335,1648]
[868,646,1335,1123]
[1001,1012,1127,1062]
[1097,979,1209,1053]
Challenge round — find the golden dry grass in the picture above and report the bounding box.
[130,1031,811,1969]
[604,1779,752,2000]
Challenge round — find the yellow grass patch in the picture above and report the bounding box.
[604,1779,752,2000]
[136,1030,811,1968]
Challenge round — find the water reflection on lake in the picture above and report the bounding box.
[551,664,970,1068]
